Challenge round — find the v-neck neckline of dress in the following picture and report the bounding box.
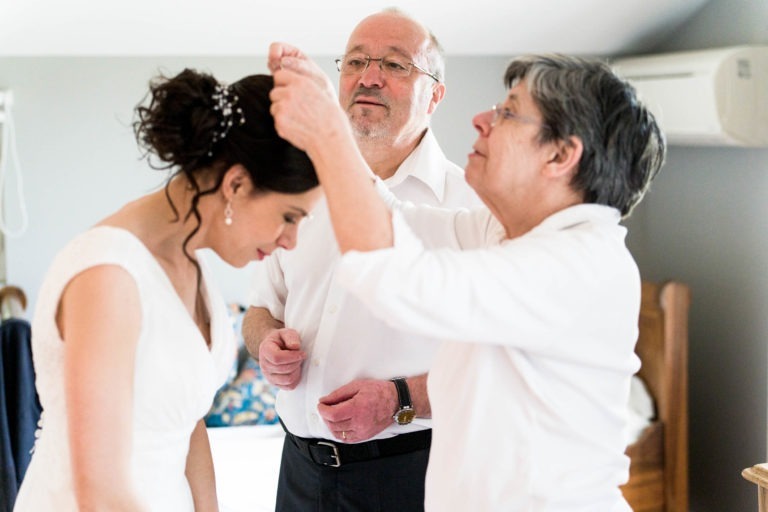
[94,225,216,353]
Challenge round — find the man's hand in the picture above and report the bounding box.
[317,379,398,443]
[258,328,306,390]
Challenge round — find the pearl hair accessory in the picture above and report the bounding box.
[207,83,246,157]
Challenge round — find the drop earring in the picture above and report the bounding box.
[224,201,233,226]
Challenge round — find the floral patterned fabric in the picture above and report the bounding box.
[205,305,279,427]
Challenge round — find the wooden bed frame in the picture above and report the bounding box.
[620,280,690,512]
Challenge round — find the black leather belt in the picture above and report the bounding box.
[281,421,431,468]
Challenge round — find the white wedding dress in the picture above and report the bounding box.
[14,226,234,511]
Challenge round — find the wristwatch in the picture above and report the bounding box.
[390,377,416,425]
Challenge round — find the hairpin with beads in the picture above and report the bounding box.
[207,83,246,156]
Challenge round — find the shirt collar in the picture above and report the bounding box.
[534,203,622,232]
[383,128,448,203]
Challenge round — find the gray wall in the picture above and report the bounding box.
[0,57,271,312]
[0,55,508,314]
[624,0,768,510]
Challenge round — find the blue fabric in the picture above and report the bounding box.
[0,319,41,512]
[0,338,18,512]
[205,306,279,427]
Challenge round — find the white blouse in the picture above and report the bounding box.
[336,204,638,512]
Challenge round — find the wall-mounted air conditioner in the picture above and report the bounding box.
[612,46,768,147]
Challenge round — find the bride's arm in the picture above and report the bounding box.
[186,419,218,511]
[61,266,148,512]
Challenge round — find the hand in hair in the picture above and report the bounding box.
[267,42,391,254]
[268,42,345,158]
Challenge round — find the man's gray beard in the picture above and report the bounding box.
[351,122,391,142]
[348,107,393,141]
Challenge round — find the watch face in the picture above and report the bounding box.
[395,408,416,425]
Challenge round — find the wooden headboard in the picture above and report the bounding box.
[621,280,690,512]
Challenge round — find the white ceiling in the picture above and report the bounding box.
[0,0,709,56]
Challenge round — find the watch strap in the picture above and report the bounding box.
[390,377,412,409]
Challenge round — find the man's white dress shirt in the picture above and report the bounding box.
[248,129,480,440]
[336,203,639,512]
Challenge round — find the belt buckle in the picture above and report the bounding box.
[316,441,342,467]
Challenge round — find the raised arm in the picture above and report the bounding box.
[269,42,393,254]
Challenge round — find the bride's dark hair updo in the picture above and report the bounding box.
[134,68,318,194]
[133,68,319,260]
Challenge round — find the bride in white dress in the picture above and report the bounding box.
[14,70,321,512]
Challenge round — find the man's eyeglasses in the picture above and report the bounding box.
[490,103,547,129]
[335,54,440,82]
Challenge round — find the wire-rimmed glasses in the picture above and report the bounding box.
[335,54,440,82]
[490,103,547,128]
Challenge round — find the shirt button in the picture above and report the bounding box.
[328,304,338,314]
[312,359,320,367]
[311,413,319,422]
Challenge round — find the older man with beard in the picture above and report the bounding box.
[242,8,480,512]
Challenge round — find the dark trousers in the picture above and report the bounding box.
[275,433,430,512]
